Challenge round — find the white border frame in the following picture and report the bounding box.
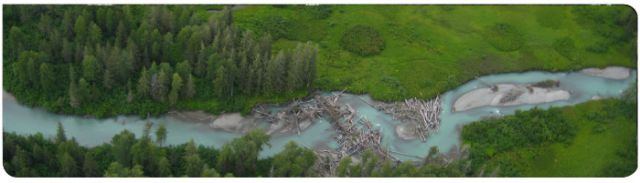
[1,1,638,183]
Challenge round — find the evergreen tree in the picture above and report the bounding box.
[111,130,136,167]
[78,78,91,103]
[169,73,183,106]
[271,142,317,177]
[287,46,304,92]
[248,54,262,95]
[206,54,218,81]
[131,132,157,176]
[259,33,272,59]
[88,22,103,44]
[265,51,286,94]
[303,42,318,89]
[11,147,33,176]
[82,53,101,84]
[59,152,78,177]
[69,69,81,108]
[184,74,196,99]
[194,44,208,77]
[238,55,250,95]
[74,15,87,43]
[221,6,233,26]
[62,11,74,38]
[154,124,167,147]
[216,130,269,177]
[104,162,144,177]
[127,84,135,103]
[62,39,74,63]
[137,67,150,99]
[150,69,169,102]
[183,140,203,177]
[201,164,220,177]
[39,62,55,94]
[7,26,24,61]
[115,21,127,47]
[157,157,172,177]
[175,60,192,79]
[240,31,256,61]
[83,153,100,177]
[103,69,114,89]
[214,65,227,99]
[55,122,67,144]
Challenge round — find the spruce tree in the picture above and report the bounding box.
[168,73,183,106]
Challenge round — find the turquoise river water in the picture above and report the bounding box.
[3,69,636,160]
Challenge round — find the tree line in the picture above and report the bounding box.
[3,122,318,177]
[4,5,317,117]
[3,123,470,177]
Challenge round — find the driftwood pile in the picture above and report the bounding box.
[499,89,525,104]
[254,92,395,163]
[253,97,325,135]
[375,96,442,142]
[314,93,392,160]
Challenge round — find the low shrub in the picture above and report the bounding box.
[340,25,385,56]
[552,37,577,61]
[257,16,293,40]
[484,23,525,52]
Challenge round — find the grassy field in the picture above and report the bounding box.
[231,5,636,101]
[522,101,637,176]
[475,100,637,176]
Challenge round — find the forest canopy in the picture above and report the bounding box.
[3,5,318,117]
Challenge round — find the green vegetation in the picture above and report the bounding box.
[3,123,318,177]
[2,5,637,177]
[552,37,577,61]
[484,23,525,52]
[340,25,385,56]
[3,5,317,117]
[461,98,637,176]
[233,5,636,101]
[2,126,470,177]
[3,5,636,116]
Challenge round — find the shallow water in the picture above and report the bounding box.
[3,70,636,160]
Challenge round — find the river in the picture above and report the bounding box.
[3,69,636,160]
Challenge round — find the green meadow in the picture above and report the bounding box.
[233,5,636,101]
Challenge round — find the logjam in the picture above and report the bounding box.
[375,96,442,142]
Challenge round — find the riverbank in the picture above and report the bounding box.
[3,91,16,102]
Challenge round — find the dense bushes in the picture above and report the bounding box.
[340,25,385,56]
[484,23,525,52]
[462,107,576,169]
[572,6,636,54]
[461,94,637,176]
[256,15,293,40]
[306,5,333,19]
